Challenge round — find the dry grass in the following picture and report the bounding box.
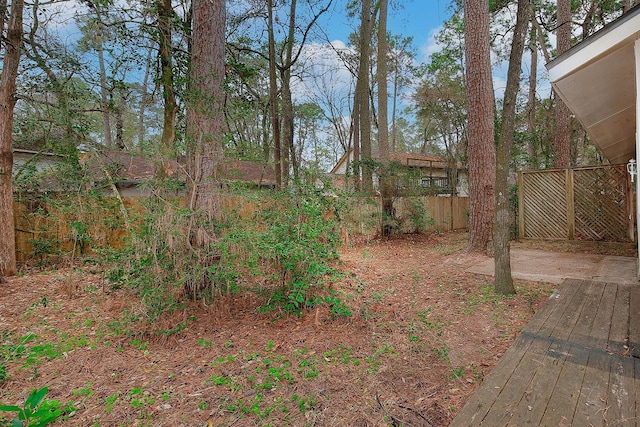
[0,232,599,426]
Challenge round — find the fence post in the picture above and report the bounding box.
[566,168,575,240]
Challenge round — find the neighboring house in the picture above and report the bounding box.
[13,148,62,174]
[13,147,276,196]
[81,151,277,195]
[330,150,469,196]
[221,159,277,189]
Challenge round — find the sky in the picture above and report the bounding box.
[323,0,454,64]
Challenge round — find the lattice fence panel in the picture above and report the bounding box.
[522,170,568,239]
[573,165,629,241]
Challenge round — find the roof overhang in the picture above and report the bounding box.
[546,5,640,164]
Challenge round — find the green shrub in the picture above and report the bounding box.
[105,184,348,321]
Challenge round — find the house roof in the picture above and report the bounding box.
[93,152,276,187]
[221,160,277,187]
[14,147,276,189]
[546,4,640,164]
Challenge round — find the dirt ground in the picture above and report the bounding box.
[0,232,568,426]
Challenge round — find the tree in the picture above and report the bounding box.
[416,12,467,166]
[494,0,529,295]
[464,0,496,253]
[0,0,24,277]
[355,0,374,192]
[78,0,114,148]
[377,0,392,236]
[553,0,571,168]
[388,34,418,152]
[267,0,282,188]
[156,0,179,163]
[185,0,226,273]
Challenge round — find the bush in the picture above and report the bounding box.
[105,184,349,322]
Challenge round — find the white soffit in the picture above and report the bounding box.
[547,10,640,82]
[546,7,640,164]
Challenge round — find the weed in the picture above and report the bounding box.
[0,386,74,427]
[129,339,148,351]
[434,343,450,363]
[104,392,120,412]
[323,294,352,317]
[298,358,319,379]
[408,323,420,342]
[370,290,387,303]
[448,366,465,380]
[128,388,154,408]
[72,382,94,398]
[210,375,231,386]
[404,197,435,232]
[197,339,213,348]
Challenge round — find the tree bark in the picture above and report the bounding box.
[464,0,496,253]
[553,0,572,169]
[186,0,225,250]
[494,0,529,296]
[377,0,392,237]
[279,0,297,186]
[137,44,154,153]
[0,0,24,277]
[526,7,538,167]
[357,0,373,192]
[267,0,281,189]
[156,0,179,174]
[93,4,113,148]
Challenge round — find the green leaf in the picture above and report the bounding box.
[25,387,48,409]
[0,405,22,412]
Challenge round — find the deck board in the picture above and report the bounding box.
[573,347,611,427]
[606,354,636,426]
[450,279,640,427]
[537,343,589,426]
[450,281,582,425]
[629,286,640,357]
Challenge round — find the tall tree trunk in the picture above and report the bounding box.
[0,0,6,42]
[554,0,571,168]
[186,0,225,254]
[94,6,113,148]
[267,0,281,189]
[391,60,398,152]
[137,44,154,153]
[377,0,392,237]
[26,5,76,145]
[494,0,529,296]
[280,0,297,186]
[352,96,361,190]
[464,0,496,253]
[526,11,538,167]
[0,0,23,277]
[157,0,178,173]
[115,90,126,149]
[358,0,373,192]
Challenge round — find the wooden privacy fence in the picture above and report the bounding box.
[344,196,469,238]
[13,194,469,263]
[518,164,633,242]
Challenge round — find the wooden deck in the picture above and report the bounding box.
[450,278,640,427]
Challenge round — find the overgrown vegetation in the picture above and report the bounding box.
[104,184,350,322]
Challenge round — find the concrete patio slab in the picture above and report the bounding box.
[467,248,638,285]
